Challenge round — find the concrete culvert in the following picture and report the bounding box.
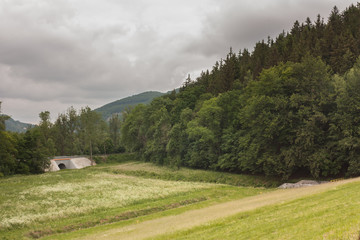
[58,163,66,170]
[45,157,95,172]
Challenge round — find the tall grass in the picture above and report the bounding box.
[0,157,270,239]
[0,170,213,229]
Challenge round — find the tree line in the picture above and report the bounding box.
[0,105,123,176]
[120,4,360,179]
[200,4,360,95]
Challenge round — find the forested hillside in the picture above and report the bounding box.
[95,91,165,120]
[121,4,360,179]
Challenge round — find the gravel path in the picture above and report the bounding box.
[75,177,360,240]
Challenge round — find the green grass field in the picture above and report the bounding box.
[154,180,360,240]
[0,158,269,240]
[1,156,359,240]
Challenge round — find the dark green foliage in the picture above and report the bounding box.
[0,131,17,176]
[1,105,119,176]
[233,57,334,178]
[120,3,360,179]
[1,102,50,175]
[121,104,148,153]
[185,97,223,169]
[78,107,107,160]
[52,107,79,156]
[0,103,17,176]
[109,114,121,151]
[93,153,136,164]
[330,58,360,177]
[141,97,173,164]
[16,129,50,174]
[38,111,56,157]
[122,56,360,179]
[203,3,360,95]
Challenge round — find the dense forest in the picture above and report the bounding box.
[1,4,360,178]
[120,4,360,179]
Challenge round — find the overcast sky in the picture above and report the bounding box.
[0,0,358,124]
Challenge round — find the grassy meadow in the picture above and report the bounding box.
[1,154,359,240]
[154,180,360,240]
[0,156,269,239]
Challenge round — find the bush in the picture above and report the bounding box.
[94,153,138,164]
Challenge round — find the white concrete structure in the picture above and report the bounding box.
[278,180,328,189]
[46,157,95,172]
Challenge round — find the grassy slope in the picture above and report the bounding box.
[154,179,360,240]
[47,178,360,240]
[2,159,358,240]
[0,161,267,240]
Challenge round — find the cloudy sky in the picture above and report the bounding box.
[0,0,357,123]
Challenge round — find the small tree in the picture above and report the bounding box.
[109,113,121,151]
[79,107,105,160]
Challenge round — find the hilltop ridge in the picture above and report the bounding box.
[95,91,166,120]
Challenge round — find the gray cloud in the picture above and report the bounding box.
[0,0,357,123]
[186,0,357,57]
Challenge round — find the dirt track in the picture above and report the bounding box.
[75,177,360,240]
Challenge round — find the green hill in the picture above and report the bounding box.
[95,91,166,120]
[5,117,34,133]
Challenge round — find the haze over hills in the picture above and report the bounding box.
[5,117,35,133]
[95,91,167,120]
[3,90,168,133]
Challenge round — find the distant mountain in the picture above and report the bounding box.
[5,117,35,133]
[95,91,166,120]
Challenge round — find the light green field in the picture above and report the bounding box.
[154,179,360,240]
[53,177,359,240]
[1,159,359,240]
[0,160,269,240]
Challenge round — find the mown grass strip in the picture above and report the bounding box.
[26,197,207,239]
[59,178,359,240]
[39,185,268,240]
[154,180,360,240]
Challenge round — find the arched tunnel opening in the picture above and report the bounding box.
[58,163,66,170]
